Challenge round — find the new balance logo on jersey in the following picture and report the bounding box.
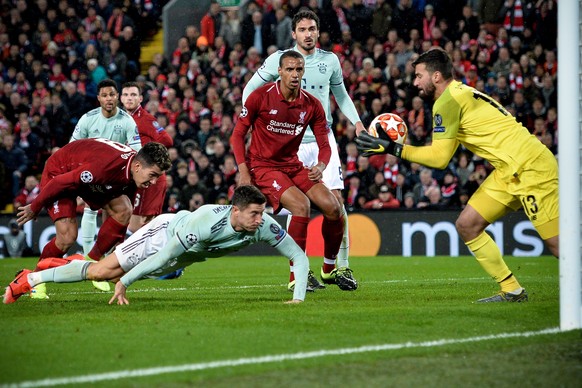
[269,109,278,115]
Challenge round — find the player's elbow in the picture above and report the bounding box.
[433,160,450,170]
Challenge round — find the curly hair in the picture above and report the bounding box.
[136,142,171,171]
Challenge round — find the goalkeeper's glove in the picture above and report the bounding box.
[355,123,403,158]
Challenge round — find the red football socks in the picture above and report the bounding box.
[88,216,128,261]
[286,215,310,282]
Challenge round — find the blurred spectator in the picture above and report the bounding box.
[1,219,31,258]
[455,152,475,187]
[187,192,205,212]
[219,10,242,49]
[457,5,480,39]
[200,0,223,47]
[363,184,400,209]
[206,171,228,204]
[534,0,557,51]
[14,118,40,175]
[180,170,208,205]
[491,47,514,79]
[417,185,445,210]
[412,168,438,204]
[344,174,363,210]
[539,74,557,110]
[0,134,28,201]
[440,170,461,209]
[392,0,421,42]
[13,174,40,210]
[45,92,71,147]
[406,96,429,146]
[240,11,272,56]
[355,155,376,189]
[118,26,141,79]
[63,81,88,126]
[402,191,416,209]
[274,8,293,49]
[421,4,436,42]
[370,0,393,42]
[347,0,373,44]
[106,5,134,39]
[344,142,358,177]
[87,58,108,84]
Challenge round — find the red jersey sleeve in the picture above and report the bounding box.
[230,91,259,166]
[134,107,174,148]
[30,166,90,214]
[309,98,331,167]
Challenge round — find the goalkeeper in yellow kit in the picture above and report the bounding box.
[357,48,559,303]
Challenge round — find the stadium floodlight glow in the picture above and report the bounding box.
[557,0,582,331]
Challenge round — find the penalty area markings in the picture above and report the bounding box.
[4,327,561,388]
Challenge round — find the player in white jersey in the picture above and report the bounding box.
[69,78,141,293]
[4,186,310,304]
[242,9,365,289]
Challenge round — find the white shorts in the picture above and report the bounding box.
[297,131,344,190]
[115,214,180,278]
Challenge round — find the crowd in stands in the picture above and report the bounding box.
[0,0,558,216]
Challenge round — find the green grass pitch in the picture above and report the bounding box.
[0,255,581,387]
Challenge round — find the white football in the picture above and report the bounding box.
[367,113,408,145]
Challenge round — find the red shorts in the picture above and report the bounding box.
[39,167,79,221]
[133,172,167,216]
[251,164,318,213]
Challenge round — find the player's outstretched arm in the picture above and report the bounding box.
[109,281,129,305]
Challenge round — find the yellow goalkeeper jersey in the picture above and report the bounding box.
[426,80,547,180]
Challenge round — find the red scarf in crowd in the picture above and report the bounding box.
[504,0,524,33]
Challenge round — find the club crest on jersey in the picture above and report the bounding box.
[318,62,327,74]
[80,171,93,183]
[272,180,282,191]
[298,111,306,124]
[433,114,445,133]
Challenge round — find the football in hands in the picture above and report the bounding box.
[367,113,408,145]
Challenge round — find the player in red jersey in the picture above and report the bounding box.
[120,81,174,233]
[16,139,171,278]
[230,51,355,292]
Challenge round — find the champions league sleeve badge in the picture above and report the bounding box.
[80,171,93,183]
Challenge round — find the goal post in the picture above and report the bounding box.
[558,0,582,331]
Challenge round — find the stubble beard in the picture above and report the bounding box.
[419,83,436,101]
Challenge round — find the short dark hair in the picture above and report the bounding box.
[279,50,303,67]
[97,78,118,93]
[135,142,171,171]
[412,48,453,80]
[121,81,142,95]
[292,9,319,31]
[232,185,266,210]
